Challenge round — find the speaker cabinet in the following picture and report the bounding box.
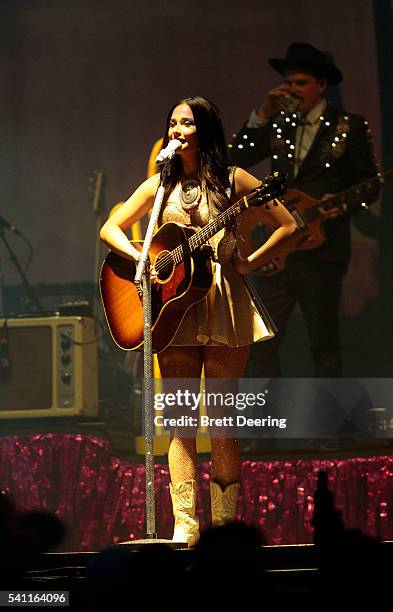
[0,316,98,418]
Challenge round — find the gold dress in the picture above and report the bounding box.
[159,170,276,347]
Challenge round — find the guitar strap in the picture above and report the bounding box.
[207,167,238,262]
[227,166,278,335]
[242,275,278,335]
[226,166,236,199]
[226,166,246,248]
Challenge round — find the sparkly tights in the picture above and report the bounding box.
[157,344,249,488]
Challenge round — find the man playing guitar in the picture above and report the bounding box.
[230,43,381,378]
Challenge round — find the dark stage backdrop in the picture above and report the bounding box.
[1,0,391,374]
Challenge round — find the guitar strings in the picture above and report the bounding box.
[153,202,244,274]
[153,189,274,275]
[304,175,383,223]
[154,171,383,275]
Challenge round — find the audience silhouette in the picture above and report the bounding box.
[0,471,388,609]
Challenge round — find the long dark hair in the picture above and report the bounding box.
[160,96,230,213]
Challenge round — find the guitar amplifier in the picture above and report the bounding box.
[0,316,98,418]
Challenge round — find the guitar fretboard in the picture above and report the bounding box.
[168,199,248,267]
[303,170,392,223]
[160,181,283,270]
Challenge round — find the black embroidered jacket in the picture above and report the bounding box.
[229,103,380,263]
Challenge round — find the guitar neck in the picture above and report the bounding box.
[169,197,249,266]
[305,169,392,222]
[189,197,249,251]
[164,172,287,266]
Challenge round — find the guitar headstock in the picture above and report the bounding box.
[249,172,288,208]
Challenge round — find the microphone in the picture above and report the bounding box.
[155,139,182,165]
[0,216,21,235]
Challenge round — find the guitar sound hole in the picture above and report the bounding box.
[155,250,175,282]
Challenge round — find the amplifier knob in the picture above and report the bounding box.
[61,354,71,365]
[61,337,71,351]
[61,371,71,384]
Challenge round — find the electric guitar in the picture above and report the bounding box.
[256,169,393,276]
[100,173,287,353]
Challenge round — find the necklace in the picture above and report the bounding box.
[180,179,202,211]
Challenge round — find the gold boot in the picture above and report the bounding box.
[169,480,200,547]
[210,481,240,527]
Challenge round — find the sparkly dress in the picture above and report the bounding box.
[159,168,276,347]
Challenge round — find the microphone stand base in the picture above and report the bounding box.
[117,539,188,550]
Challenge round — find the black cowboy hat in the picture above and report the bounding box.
[268,42,342,85]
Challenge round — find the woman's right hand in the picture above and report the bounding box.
[99,174,160,261]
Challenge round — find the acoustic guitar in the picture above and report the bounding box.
[256,169,392,276]
[100,173,287,353]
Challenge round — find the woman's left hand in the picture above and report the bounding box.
[232,247,251,275]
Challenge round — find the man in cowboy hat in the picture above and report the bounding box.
[229,42,380,380]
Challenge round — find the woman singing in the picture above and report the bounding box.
[100,96,297,546]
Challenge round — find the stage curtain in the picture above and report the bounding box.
[0,434,392,551]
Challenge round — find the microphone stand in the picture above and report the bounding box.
[0,228,43,313]
[133,160,172,540]
[90,171,106,317]
[0,256,5,318]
